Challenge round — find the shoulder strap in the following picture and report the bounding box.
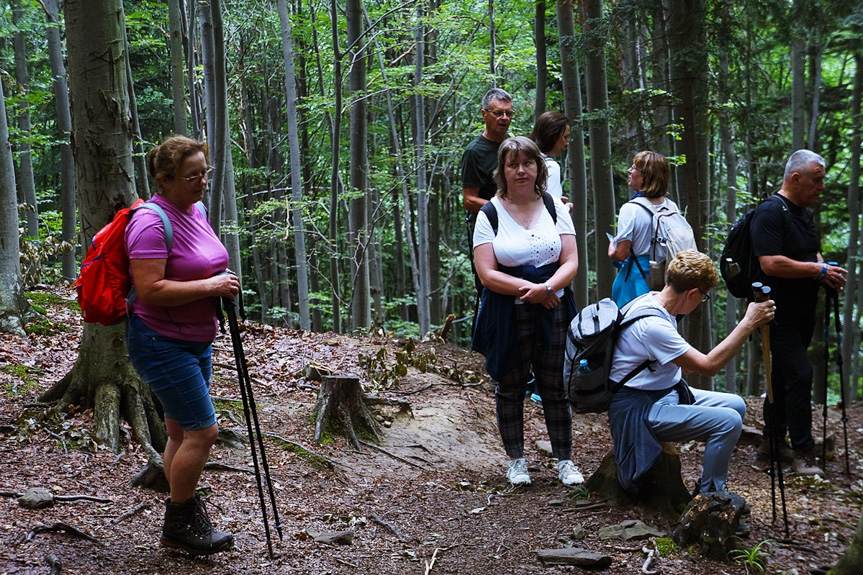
[135,203,174,252]
[541,192,557,224]
[628,197,656,219]
[480,201,498,235]
[612,303,668,384]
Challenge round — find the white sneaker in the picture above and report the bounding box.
[506,458,531,486]
[558,460,584,486]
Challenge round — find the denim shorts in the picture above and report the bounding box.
[126,314,216,431]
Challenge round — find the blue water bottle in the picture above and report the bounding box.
[578,359,590,374]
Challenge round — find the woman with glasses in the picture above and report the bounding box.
[607,151,678,306]
[472,136,583,487]
[607,250,775,495]
[125,135,239,556]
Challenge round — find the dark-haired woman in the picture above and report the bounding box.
[608,150,678,306]
[125,135,239,556]
[472,136,583,487]
[529,111,570,202]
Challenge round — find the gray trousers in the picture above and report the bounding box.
[648,388,746,493]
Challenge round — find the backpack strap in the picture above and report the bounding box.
[481,193,558,236]
[611,302,668,385]
[134,203,174,251]
[627,198,662,259]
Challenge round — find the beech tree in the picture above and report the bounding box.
[39,0,166,461]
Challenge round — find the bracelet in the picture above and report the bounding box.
[816,263,828,281]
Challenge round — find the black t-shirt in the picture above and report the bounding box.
[750,193,820,326]
[460,134,501,202]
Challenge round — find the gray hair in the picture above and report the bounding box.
[784,149,825,179]
[482,88,512,110]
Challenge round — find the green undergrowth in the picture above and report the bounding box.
[3,364,40,396]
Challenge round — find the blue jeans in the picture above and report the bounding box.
[648,388,746,493]
[127,314,216,431]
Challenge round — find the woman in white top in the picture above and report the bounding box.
[529,111,570,201]
[471,136,582,488]
[608,150,679,306]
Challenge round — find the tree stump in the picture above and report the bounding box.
[584,443,692,518]
[313,375,381,450]
[671,492,748,561]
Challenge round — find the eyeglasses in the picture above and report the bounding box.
[699,289,711,303]
[177,166,215,183]
[485,109,514,119]
[628,164,640,173]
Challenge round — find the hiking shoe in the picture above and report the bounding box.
[506,458,531,486]
[529,392,542,403]
[161,496,234,556]
[756,436,794,464]
[558,460,584,486]
[791,449,824,476]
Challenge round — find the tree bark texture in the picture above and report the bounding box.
[580,0,616,301]
[534,1,547,121]
[47,0,165,458]
[167,0,188,136]
[414,2,431,336]
[0,65,30,336]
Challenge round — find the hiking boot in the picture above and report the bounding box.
[756,436,794,464]
[161,496,234,556]
[557,460,584,486]
[791,449,824,476]
[529,392,542,403]
[506,458,531,486]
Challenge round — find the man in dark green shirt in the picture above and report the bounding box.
[461,88,513,214]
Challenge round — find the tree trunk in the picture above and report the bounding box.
[279,0,311,330]
[580,0,615,300]
[488,0,495,76]
[830,507,863,574]
[718,1,740,394]
[842,54,862,404]
[43,0,78,281]
[0,65,31,336]
[534,1,547,121]
[346,0,371,331]
[414,2,431,336]
[557,0,588,306]
[41,0,165,462]
[668,0,709,387]
[121,7,151,200]
[167,0,187,136]
[790,0,806,150]
[328,0,342,333]
[12,0,39,240]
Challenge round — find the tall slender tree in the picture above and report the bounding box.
[12,0,38,239]
[278,0,311,330]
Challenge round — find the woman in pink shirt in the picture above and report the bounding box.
[125,136,239,556]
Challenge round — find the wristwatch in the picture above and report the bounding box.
[545,283,554,296]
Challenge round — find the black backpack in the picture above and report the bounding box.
[480,192,557,234]
[564,298,663,414]
[719,195,790,298]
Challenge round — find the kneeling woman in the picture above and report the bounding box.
[472,136,582,486]
[126,136,240,555]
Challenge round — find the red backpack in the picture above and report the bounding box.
[76,199,172,325]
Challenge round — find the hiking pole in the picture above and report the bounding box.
[753,282,790,539]
[822,285,830,472]
[827,284,851,474]
[222,296,283,557]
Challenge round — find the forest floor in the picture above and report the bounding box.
[0,286,860,575]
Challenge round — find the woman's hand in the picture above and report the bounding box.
[208,273,241,299]
[518,283,560,309]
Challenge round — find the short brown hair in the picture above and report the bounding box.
[147,136,209,184]
[529,111,569,155]
[633,150,670,199]
[493,136,548,199]
[666,249,719,293]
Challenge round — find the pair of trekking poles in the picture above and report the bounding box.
[221,293,283,558]
[755,278,850,540]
